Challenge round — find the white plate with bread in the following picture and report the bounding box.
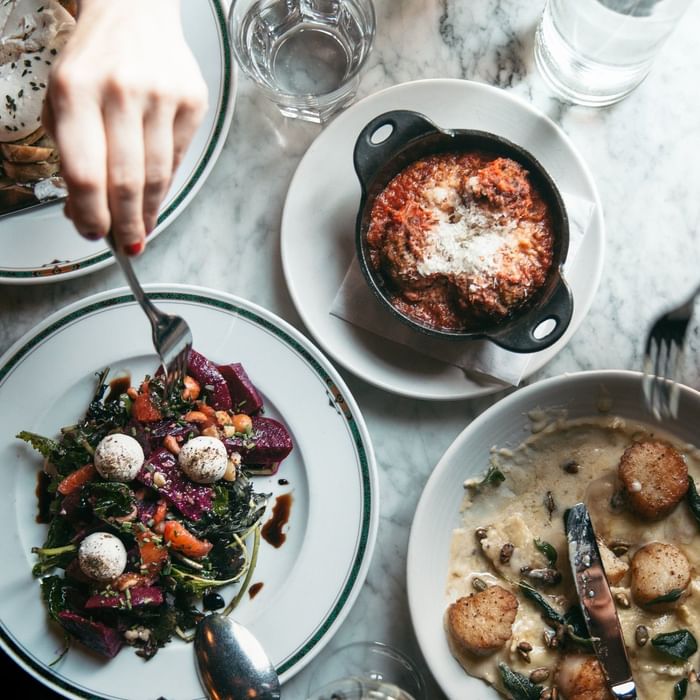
[0,0,234,284]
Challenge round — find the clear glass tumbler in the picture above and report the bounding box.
[534,0,693,106]
[229,0,376,123]
[305,641,426,700]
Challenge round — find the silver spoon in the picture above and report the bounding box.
[195,613,281,700]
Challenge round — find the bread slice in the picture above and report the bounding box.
[3,159,61,183]
[14,126,46,146]
[1,143,56,163]
[58,0,78,18]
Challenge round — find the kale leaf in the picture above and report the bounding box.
[32,543,77,576]
[84,482,135,520]
[16,431,61,460]
[41,575,72,621]
[187,476,267,542]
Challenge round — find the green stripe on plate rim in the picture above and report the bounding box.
[0,0,232,280]
[0,291,373,699]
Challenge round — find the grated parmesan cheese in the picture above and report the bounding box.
[417,187,529,278]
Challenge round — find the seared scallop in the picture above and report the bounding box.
[630,542,690,609]
[556,654,611,700]
[618,439,688,519]
[446,585,518,657]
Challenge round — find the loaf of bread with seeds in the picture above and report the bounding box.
[0,0,75,188]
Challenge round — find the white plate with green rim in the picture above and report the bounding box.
[0,284,378,699]
[0,1,235,285]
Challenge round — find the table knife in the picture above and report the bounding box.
[565,502,637,700]
[0,176,67,219]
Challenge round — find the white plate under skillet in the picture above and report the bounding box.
[0,0,235,284]
[0,284,378,699]
[281,79,605,401]
[406,370,700,699]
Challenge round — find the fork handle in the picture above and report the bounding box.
[106,234,163,331]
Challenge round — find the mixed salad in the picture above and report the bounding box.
[18,350,293,660]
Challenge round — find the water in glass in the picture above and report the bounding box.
[534,0,693,106]
[231,0,375,122]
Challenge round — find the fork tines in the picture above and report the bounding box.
[642,315,691,421]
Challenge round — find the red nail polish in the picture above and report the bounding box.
[125,241,144,256]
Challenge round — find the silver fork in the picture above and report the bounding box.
[107,236,192,395]
[642,283,700,420]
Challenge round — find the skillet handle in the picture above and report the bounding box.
[353,110,440,191]
[487,274,574,353]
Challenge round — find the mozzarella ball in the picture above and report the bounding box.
[78,532,127,582]
[94,434,144,482]
[178,436,228,484]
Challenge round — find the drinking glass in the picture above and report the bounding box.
[534,0,693,106]
[229,0,376,123]
[305,641,426,700]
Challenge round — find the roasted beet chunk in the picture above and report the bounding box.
[85,586,164,610]
[187,350,232,410]
[217,363,264,414]
[57,611,123,658]
[223,416,292,465]
[137,448,213,520]
[147,419,200,451]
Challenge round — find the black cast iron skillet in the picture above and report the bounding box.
[353,109,573,354]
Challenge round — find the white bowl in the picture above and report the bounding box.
[406,370,700,700]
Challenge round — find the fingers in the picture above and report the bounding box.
[45,82,111,240]
[172,90,207,171]
[142,101,175,236]
[103,94,146,254]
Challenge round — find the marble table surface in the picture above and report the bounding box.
[1,0,700,698]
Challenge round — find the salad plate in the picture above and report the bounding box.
[406,370,700,699]
[0,284,378,699]
[0,0,235,284]
[281,79,605,400]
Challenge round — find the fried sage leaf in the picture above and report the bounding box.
[534,538,558,567]
[675,678,688,700]
[651,629,698,661]
[687,475,700,526]
[468,465,505,492]
[647,588,684,605]
[519,581,564,624]
[498,662,542,700]
[518,582,592,649]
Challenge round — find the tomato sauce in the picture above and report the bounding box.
[365,152,555,332]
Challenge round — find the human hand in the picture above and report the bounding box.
[42,0,208,255]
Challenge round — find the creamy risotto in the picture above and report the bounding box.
[446,415,700,700]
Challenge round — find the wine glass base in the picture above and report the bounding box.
[306,641,426,700]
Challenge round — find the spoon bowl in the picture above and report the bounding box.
[195,613,281,700]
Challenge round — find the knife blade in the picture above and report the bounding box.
[565,503,637,700]
[0,176,67,219]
